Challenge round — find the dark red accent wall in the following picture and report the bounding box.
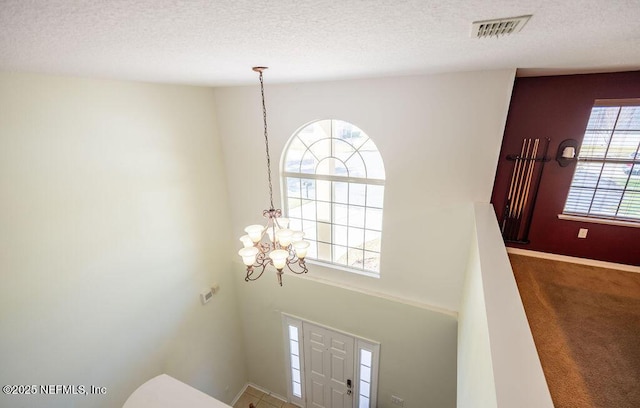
[491,71,640,266]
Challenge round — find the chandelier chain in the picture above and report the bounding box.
[258,70,275,210]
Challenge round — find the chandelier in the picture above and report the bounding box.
[237,67,310,286]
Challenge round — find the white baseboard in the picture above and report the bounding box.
[231,382,288,407]
[506,248,640,274]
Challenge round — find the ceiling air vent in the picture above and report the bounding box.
[471,15,531,38]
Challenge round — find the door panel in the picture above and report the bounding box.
[304,323,354,408]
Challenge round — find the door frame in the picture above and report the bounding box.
[282,313,380,408]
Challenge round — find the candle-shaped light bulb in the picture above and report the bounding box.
[269,249,289,270]
[293,241,310,259]
[238,247,259,266]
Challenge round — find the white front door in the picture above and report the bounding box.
[303,323,354,408]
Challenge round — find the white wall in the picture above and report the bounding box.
[215,70,515,313]
[235,267,458,407]
[457,203,553,408]
[0,73,246,407]
[215,71,515,407]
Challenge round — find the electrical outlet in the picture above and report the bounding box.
[578,228,588,238]
[391,395,404,406]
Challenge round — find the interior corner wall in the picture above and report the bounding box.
[215,69,516,312]
[0,73,247,407]
[491,71,640,266]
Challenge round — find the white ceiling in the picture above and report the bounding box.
[1,0,640,86]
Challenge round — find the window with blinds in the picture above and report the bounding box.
[562,100,640,222]
[282,119,385,276]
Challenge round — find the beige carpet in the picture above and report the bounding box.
[510,254,640,408]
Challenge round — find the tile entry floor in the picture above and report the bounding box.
[233,385,298,408]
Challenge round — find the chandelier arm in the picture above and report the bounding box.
[285,258,309,275]
[245,264,268,282]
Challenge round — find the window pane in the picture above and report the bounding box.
[606,131,640,159]
[348,249,364,269]
[364,230,381,252]
[288,198,302,218]
[333,138,356,162]
[318,242,331,261]
[346,153,367,178]
[303,220,317,239]
[291,355,300,370]
[334,120,368,149]
[333,204,348,226]
[334,225,348,246]
[302,200,316,221]
[359,396,369,408]
[365,207,383,231]
[301,179,315,199]
[618,191,640,219]
[359,380,370,398]
[334,181,348,204]
[292,368,301,383]
[309,138,332,160]
[317,201,331,222]
[564,187,595,214]
[349,183,366,206]
[361,142,385,180]
[590,189,622,217]
[287,177,301,198]
[360,349,372,367]
[349,205,366,228]
[348,227,365,247]
[306,239,318,258]
[282,119,385,275]
[366,185,384,208]
[360,365,371,381]
[298,121,330,146]
[285,138,307,172]
[318,222,331,243]
[586,106,619,130]
[333,245,348,265]
[571,162,604,188]
[293,382,302,398]
[364,251,381,272]
[579,131,610,158]
[290,340,299,354]
[289,218,302,232]
[289,326,299,341]
[317,180,331,202]
[300,151,319,174]
[617,106,640,130]
[317,157,348,177]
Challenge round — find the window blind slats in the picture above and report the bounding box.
[563,103,640,223]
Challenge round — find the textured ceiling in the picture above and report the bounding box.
[1,0,640,85]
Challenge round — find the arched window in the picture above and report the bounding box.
[282,119,385,276]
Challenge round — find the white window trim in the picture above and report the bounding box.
[557,213,640,228]
[280,119,386,276]
[561,101,640,223]
[282,315,305,407]
[355,339,380,408]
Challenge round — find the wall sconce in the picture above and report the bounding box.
[556,139,578,167]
